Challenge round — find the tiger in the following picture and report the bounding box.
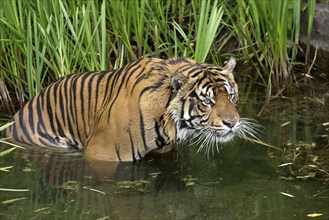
[2,57,256,161]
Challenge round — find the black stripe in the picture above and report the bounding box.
[174,63,195,74]
[168,57,189,65]
[189,90,199,98]
[27,101,35,134]
[151,75,168,89]
[179,120,189,129]
[130,74,146,95]
[154,120,166,148]
[39,137,54,147]
[115,143,122,161]
[94,72,106,115]
[106,67,126,121]
[53,95,66,137]
[53,82,65,138]
[188,98,195,117]
[110,65,125,92]
[67,137,80,150]
[79,72,92,137]
[122,60,146,95]
[37,124,57,146]
[131,62,166,93]
[214,78,226,83]
[101,71,115,107]
[164,92,172,108]
[128,129,136,161]
[129,65,145,85]
[139,110,148,151]
[206,66,223,72]
[129,58,152,83]
[179,96,188,118]
[71,74,81,140]
[201,80,211,90]
[36,91,46,133]
[63,76,75,139]
[46,85,57,135]
[137,150,142,160]
[189,69,204,78]
[87,74,97,123]
[125,64,142,88]
[204,85,213,97]
[11,118,19,141]
[199,117,210,124]
[70,75,79,126]
[18,107,35,145]
[106,62,136,122]
[129,58,155,93]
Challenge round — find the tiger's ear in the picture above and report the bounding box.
[223,57,236,73]
[171,72,187,93]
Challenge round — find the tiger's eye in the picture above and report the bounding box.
[203,98,212,105]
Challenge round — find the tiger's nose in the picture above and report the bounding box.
[223,118,238,128]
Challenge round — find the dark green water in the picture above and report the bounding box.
[1,79,328,220]
[1,142,328,220]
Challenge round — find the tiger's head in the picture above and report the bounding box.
[164,57,256,152]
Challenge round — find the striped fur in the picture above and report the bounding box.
[2,57,246,161]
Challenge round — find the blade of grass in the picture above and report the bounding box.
[305,0,315,64]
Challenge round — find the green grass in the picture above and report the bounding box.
[305,0,316,64]
[0,0,316,115]
[193,0,224,62]
[223,0,315,96]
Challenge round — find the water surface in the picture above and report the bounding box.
[1,79,328,220]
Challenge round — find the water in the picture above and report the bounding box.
[1,79,328,220]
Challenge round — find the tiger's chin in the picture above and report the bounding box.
[174,126,236,156]
[215,130,236,142]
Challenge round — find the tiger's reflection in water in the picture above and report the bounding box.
[3,146,196,219]
[14,146,179,189]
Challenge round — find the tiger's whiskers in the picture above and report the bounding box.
[189,118,262,157]
[237,118,263,141]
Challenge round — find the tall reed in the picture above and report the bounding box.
[0,0,316,115]
[224,0,315,95]
[0,0,227,114]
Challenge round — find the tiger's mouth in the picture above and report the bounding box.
[189,124,239,144]
[191,118,261,155]
[178,122,240,143]
[199,121,241,141]
[215,123,241,139]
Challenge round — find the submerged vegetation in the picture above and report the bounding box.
[0,0,328,184]
[271,93,329,185]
